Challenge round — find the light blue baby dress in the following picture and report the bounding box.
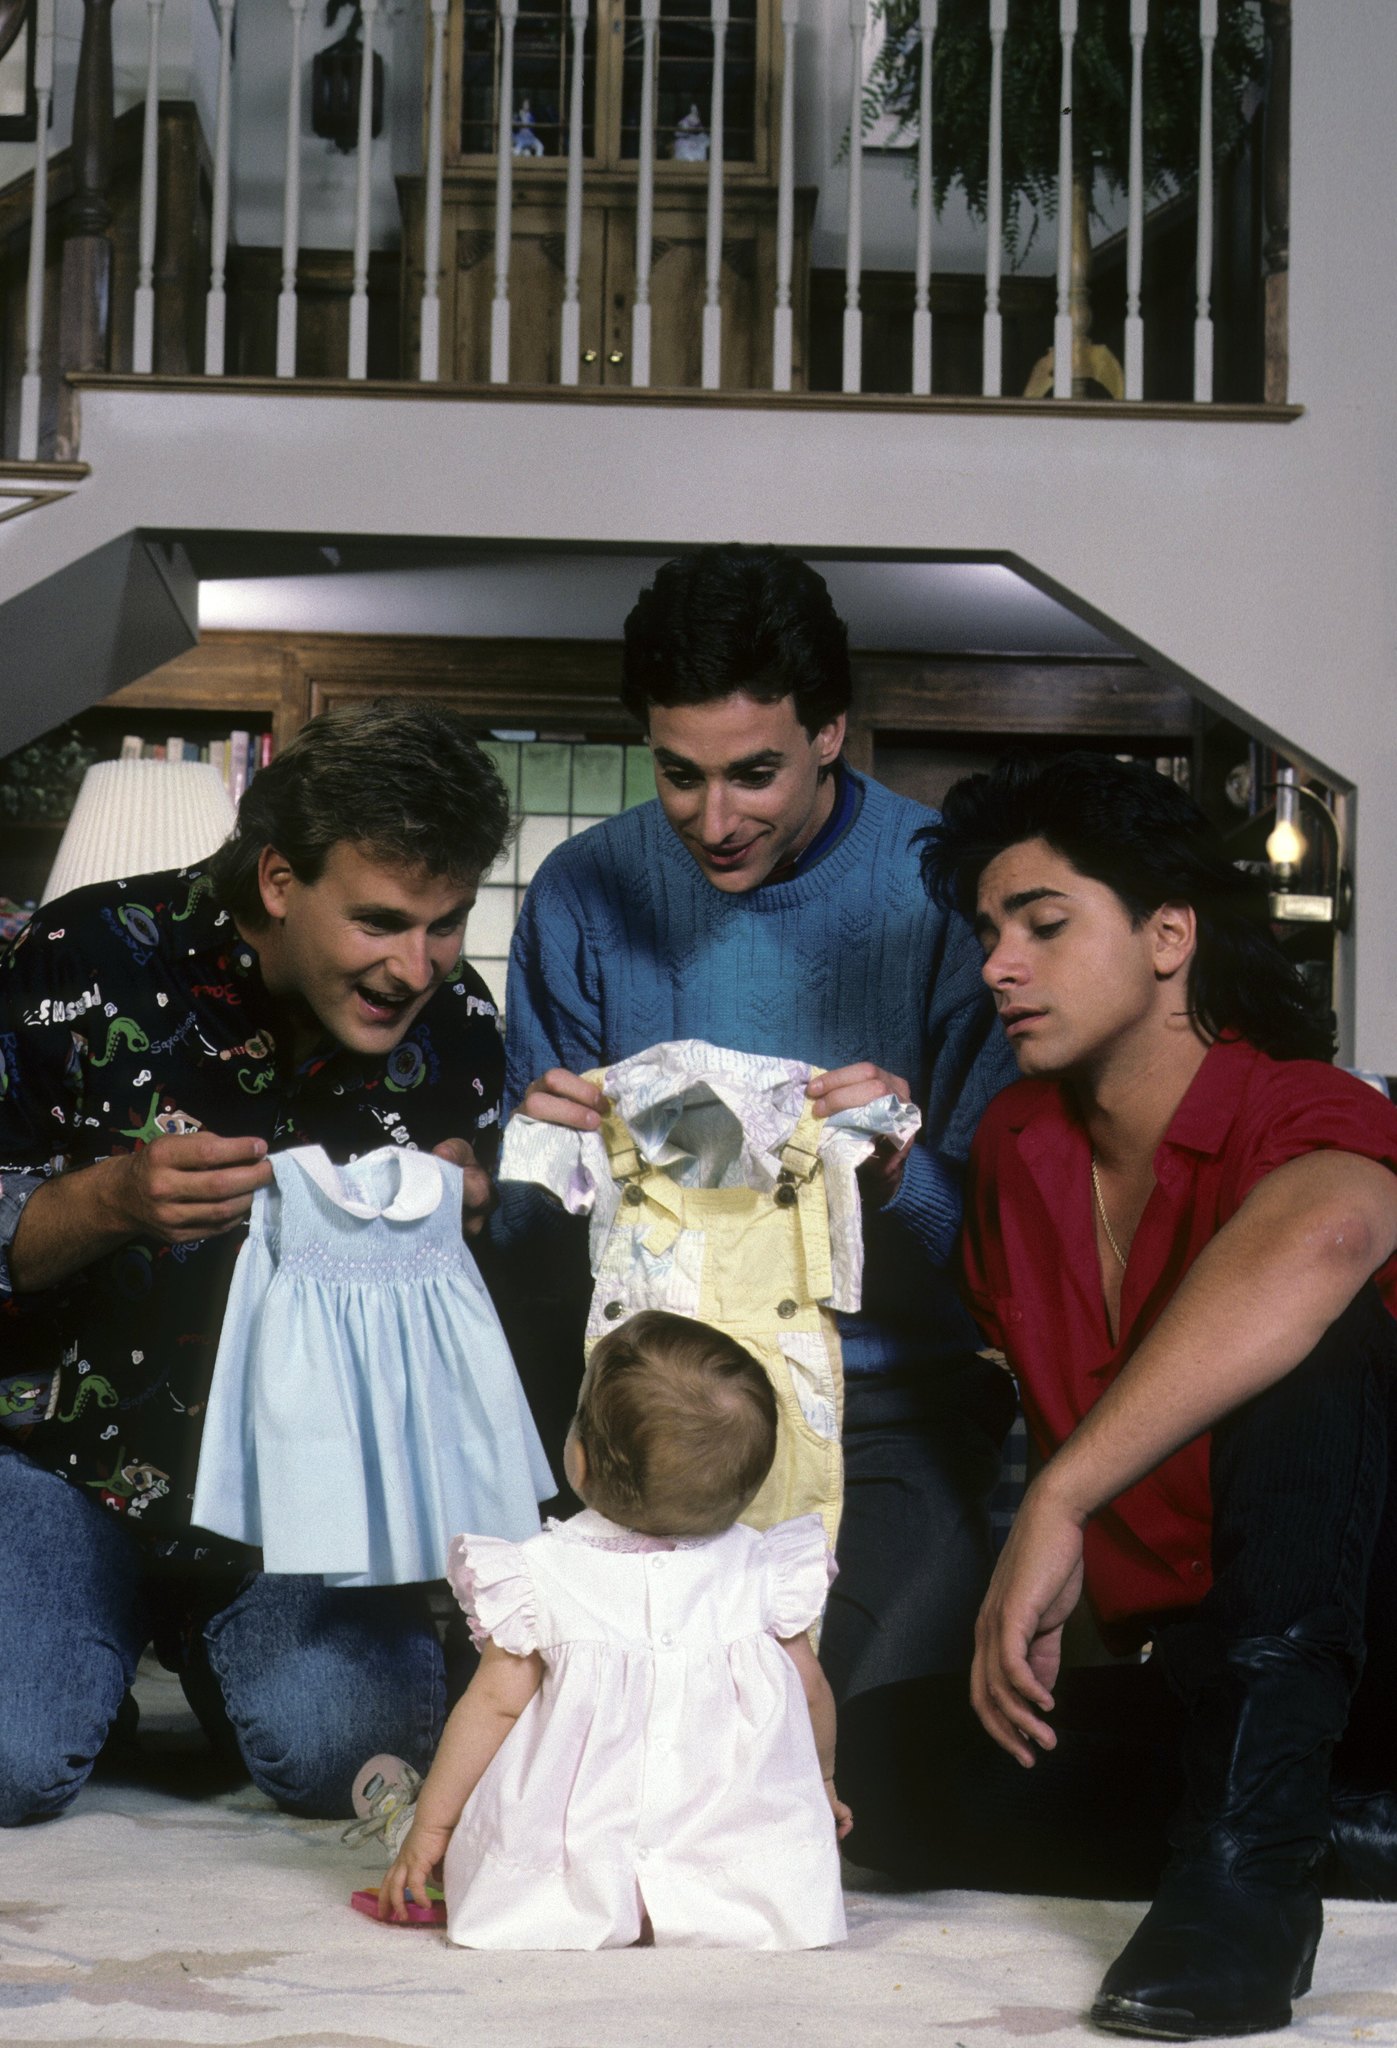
[192,1144,554,1586]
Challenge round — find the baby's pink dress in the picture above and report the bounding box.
[443,1507,846,1950]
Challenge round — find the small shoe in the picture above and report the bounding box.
[341,1753,422,1855]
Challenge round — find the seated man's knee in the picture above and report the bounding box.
[0,1730,102,1827]
[202,1580,444,1819]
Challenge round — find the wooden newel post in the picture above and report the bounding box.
[1260,0,1290,405]
[57,0,116,456]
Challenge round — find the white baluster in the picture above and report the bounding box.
[348,0,380,379]
[982,0,1006,397]
[1124,0,1146,399]
[1052,0,1076,398]
[559,0,588,385]
[1194,0,1216,401]
[132,0,164,374]
[842,0,865,394]
[701,0,729,390]
[420,0,448,378]
[911,0,937,395]
[771,0,797,391]
[631,0,659,385]
[204,0,236,376]
[490,0,519,383]
[18,0,55,457]
[276,0,307,377]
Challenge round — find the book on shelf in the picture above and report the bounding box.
[229,730,251,807]
[118,733,274,786]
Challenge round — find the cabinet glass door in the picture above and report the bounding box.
[460,0,598,160]
[619,0,758,167]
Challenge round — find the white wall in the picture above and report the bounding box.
[796,7,1058,277]
[0,0,206,193]
[0,0,421,254]
[231,0,424,252]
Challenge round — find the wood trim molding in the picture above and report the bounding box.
[114,632,1192,753]
[67,371,1304,423]
[854,655,1195,738]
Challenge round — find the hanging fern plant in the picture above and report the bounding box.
[864,0,1264,262]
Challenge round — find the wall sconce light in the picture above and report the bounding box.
[1265,765,1352,931]
[311,0,385,154]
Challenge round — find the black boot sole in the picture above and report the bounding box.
[1089,1992,1296,2040]
[1089,1945,1314,2042]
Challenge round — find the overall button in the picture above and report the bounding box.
[623,1184,645,1206]
[603,1301,624,1320]
[777,1298,798,1319]
[775,1183,798,1208]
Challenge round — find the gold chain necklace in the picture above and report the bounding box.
[1091,1154,1131,1270]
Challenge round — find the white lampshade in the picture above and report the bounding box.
[42,760,238,905]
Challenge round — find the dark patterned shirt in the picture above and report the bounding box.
[0,864,504,1551]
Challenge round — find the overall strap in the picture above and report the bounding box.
[596,1105,687,1255]
[777,1092,824,1185]
[597,1106,644,1186]
[778,1096,834,1304]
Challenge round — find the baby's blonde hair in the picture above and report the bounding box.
[574,1310,777,1538]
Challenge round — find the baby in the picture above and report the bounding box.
[375,1308,850,1949]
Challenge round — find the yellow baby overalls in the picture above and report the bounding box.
[586,1086,845,1548]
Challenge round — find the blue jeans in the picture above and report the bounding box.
[0,1446,445,1826]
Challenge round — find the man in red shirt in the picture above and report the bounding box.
[845,753,1397,2040]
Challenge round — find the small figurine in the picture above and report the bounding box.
[672,103,709,162]
[512,100,545,156]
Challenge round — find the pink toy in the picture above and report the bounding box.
[350,1884,447,1927]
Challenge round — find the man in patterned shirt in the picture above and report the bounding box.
[0,703,511,1825]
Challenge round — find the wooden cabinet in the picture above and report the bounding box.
[444,0,776,179]
[399,0,813,389]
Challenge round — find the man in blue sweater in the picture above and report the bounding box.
[502,545,1017,1699]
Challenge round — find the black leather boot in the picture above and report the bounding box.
[1323,1783,1397,1901]
[1091,1610,1360,2040]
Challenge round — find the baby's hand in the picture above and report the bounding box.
[824,1777,853,1841]
[378,1817,452,1922]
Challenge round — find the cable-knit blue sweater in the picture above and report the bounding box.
[503,770,1017,1376]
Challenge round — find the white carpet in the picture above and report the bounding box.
[3,1663,1394,2048]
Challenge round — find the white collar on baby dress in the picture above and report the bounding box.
[547,1508,716,1554]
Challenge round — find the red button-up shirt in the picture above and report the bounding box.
[962,1037,1397,1644]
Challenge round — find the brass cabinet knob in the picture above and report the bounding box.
[608,349,625,365]
[582,348,599,364]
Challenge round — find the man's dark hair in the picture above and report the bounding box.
[917,751,1335,1063]
[208,701,513,922]
[620,544,851,737]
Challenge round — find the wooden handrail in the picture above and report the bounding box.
[0,101,152,245]
[55,0,116,455]
[1261,0,1291,406]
